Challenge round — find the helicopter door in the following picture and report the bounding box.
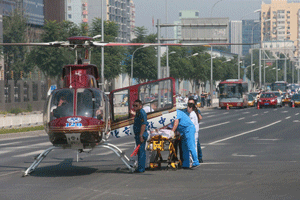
[104,94,111,133]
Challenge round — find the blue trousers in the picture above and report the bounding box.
[197,138,203,160]
[181,126,200,168]
[134,132,148,172]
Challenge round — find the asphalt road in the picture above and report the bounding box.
[0,106,300,200]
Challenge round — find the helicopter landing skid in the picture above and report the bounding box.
[22,142,135,177]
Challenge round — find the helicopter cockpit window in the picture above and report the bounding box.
[139,79,173,113]
[112,89,129,121]
[50,89,74,120]
[76,88,103,119]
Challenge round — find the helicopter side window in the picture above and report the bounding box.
[50,89,74,120]
[112,89,129,121]
[139,79,173,113]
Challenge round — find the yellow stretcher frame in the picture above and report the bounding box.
[147,135,182,170]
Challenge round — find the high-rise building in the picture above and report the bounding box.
[229,20,242,55]
[1,0,44,26]
[65,0,134,42]
[44,0,65,23]
[242,20,261,55]
[261,0,300,49]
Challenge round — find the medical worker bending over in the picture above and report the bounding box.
[171,110,200,169]
[133,99,149,173]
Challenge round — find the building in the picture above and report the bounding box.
[0,0,44,26]
[229,20,242,56]
[44,0,65,23]
[261,0,300,51]
[174,10,200,43]
[242,20,261,55]
[65,0,134,42]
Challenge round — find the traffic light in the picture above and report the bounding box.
[20,71,23,79]
[29,71,32,79]
[11,71,13,79]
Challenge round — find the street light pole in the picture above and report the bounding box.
[101,0,104,91]
[131,45,149,86]
[211,46,213,95]
[157,19,161,79]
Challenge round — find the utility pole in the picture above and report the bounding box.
[157,19,161,79]
[101,0,104,90]
[259,48,262,89]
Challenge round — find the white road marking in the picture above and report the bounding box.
[209,120,282,145]
[285,116,291,119]
[0,171,20,177]
[205,115,216,118]
[246,121,257,124]
[0,150,11,155]
[96,148,127,156]
[252,114,258,116]
[282,111,288,113]
[200,162,230,165]
[296,113,299,116]
[232,153,256,157]
[273,109,277,111]
[293,120,300,122]
[264,111,269,113]
[223,112,229,115]
[0,141,22,147]
[13,150,44,157]
[238,117,245,120]
[0,135,37,141]
[252,137,280,141]
[243,112,250,114]
[200,121,230,130]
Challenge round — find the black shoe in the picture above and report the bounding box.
[191,164,200,170]
[199,159,203,163]
[134,169,145,173]
[182,167,191,170]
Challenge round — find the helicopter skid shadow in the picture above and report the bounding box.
[30,158,98,177]
[29,159,140,177]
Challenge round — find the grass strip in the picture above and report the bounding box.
[0,125,44,135]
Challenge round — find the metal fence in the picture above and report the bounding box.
[0,80,61,111]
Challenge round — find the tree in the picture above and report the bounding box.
[3,9,28,79]
[89,18,125,81]
[123,27,158,83]
[27,20,79,79]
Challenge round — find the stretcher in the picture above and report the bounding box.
[146,129,182,170]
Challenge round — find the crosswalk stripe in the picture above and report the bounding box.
[0,150,11,155]
[0,141,22,147]
[13,150,44,158]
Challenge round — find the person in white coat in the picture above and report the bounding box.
[186,102,199,156]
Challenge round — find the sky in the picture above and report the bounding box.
[134,0,270,37]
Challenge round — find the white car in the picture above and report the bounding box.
[273,91,283,107]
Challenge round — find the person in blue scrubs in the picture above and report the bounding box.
[171,110,200,169]
[133,99,148,173]
[182,97,204,163]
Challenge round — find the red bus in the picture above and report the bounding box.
[218,79,248,109]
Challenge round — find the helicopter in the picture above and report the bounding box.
[1,36,254,176]
[1,36,180,176]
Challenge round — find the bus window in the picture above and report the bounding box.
[112,89,129,121]
[139,79,173,113]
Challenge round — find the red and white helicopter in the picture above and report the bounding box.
[1,36,251,176]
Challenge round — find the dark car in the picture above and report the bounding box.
[290,94,300,107]
[258,92,277,108]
